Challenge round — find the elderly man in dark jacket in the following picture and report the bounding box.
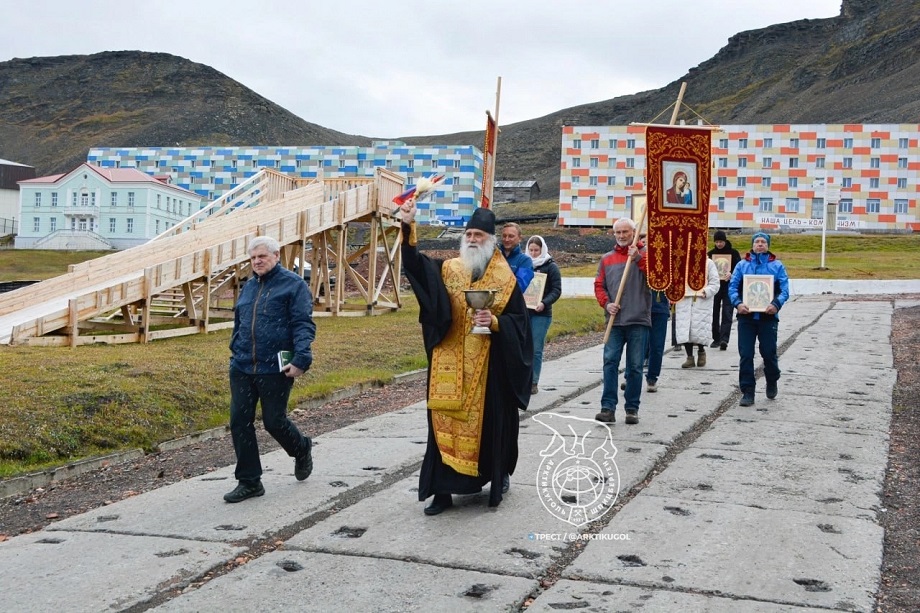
[224,236,316,503]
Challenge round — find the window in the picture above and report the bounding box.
[572,139,581,149]
[718,177,727,187]
[898,157,908,168]
[51,192,58,207]
[869,178,880,188]
[608,139,617,149]
[572,176,580,184]
[590,157,599,168]
[607,176,616,186]
[816,157,826,169]
[736,197,744,211]
[718,158,728,168]
[898,177,907,188]
[842,177,853,188]
[126,218,134,233]
[789,157,799,168]
[627,139,635,148]
[738,158,747,168]
[452,191,459,203]
[843,157,853,168]
[590,139,599,149]
[109,218,116,233]
[128,192,135,207]
[72,193,77,206]
[763,137,773,148]
[609,158,616,168]
[737,176,747,187]
[626,158,635,168]
[625,176,635,186]
[899,137,909,149]
[718,196,725,211]
[871,137,881,148]
[80,193,89,207]
[759,198,773,212]
[870,157,880,169]
[156,194,161,209]
[789,138,799,148]
[385,159,392,169]
[763,177,772,187]
[844,137,853,148]
[33,217,40,232]
[589,176,598,186]
[867,199,881,213]
[839,199,853,213]
[453,160,460,169]
[789,177,798,188]
[571,158,581,168]
[719,138,728,148]
[739,138,748,149]
[762,157,772,168]
[895,199,909,213]
[34,193,41,207]
[812,198,825,219]
[786,197,799,213]
[112,192,118,207]
[607,195,614,207]
[817,138,826,149]
[589,195,596,208]
[50,217,57,232]
[571,196,579,207]
[156,219,160,234]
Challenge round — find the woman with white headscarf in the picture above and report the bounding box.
[525,235,563,394]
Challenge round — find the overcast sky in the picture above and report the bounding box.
[2,1,841,138]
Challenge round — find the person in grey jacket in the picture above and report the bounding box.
[224,236,316,503]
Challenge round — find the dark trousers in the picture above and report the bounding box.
[737,316,780,392]
[712,285,733,344]
[229,368,309,483]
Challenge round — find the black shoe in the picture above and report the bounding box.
[502,474,510,494]
[295,437,313,481]
[719,342,728,351]
[739,391,755,407]
[766,381,778,399]
[710,340,720,348]
[223,481,265,503]
[424,494,453,516]
[624,411,639,425]
[595,410,615,423]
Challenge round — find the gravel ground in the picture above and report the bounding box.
[0,300,917,611]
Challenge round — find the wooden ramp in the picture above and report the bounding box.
[0,168,407,346]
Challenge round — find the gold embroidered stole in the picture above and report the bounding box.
[428,250,515,476]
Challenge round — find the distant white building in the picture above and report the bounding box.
[16,163,205,250]
[0,159,36,236]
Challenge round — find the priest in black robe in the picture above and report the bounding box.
[398,200,532,515]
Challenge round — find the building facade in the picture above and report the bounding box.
[559,123,920,232]
[16,164,205,250]
[0,159,36,236]
[87,143,484,224]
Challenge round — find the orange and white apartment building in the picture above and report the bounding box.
[558,124,920,232]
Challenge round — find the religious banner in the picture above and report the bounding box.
[645,125,713,302]
[480,110,498,209]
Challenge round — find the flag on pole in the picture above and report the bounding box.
[480,111,498,209]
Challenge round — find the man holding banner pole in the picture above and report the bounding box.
[594,216,651,425]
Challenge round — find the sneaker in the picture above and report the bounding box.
[223,480,265,503]
[531,383,539,395]
[709,340,720,348]
[295,437,313,481]
[624,411,639,425]
[766,380,778,399]
[739,390,755,407]
[595,410,615,423]
[646,380,658,393]
[719,342,728,351]
[681,356,695,368]
[696,350,707,367]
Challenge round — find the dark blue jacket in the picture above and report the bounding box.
[503,245,535,291]
[650,289,671,317]
[728,250,790,321]
[230,263,316,374]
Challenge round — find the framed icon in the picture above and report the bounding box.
[743,274,774,312]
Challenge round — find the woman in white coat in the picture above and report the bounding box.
[675,258,721,368]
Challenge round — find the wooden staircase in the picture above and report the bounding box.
[0,168,407,346]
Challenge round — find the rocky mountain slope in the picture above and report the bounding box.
[2,0,919,195]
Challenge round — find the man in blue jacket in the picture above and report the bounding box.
[728,232,790,407]
[500,222,535,292]
[224,236,317,503]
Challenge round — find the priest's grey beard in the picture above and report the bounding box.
[459,235,497,281]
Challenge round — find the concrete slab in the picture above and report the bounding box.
[565,497,882,612]
[643,448,883,519]
[321,407,428,439]
[286,475,579,578]
[0,530,243,613]
[153,550,537,612]
[740,394,891,434]
[528,579,830,612]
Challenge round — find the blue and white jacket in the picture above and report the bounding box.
[728,250,790,321]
